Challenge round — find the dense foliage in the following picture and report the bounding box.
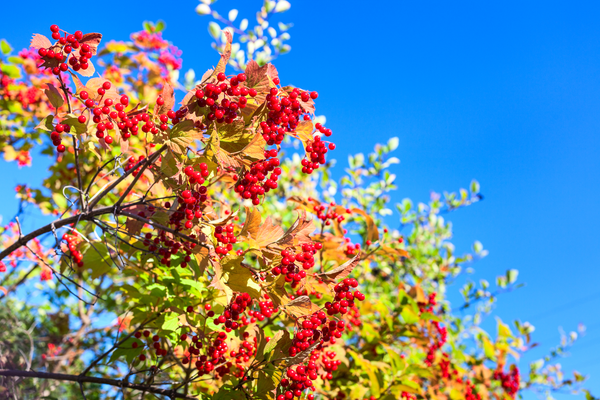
[0,3,596,400]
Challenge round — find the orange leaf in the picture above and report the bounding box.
[317,254,361,285]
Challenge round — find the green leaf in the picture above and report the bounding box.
[155,20,166,32]
[0,39,12,55]
[506,269,519,284]
[1,64,20,79]
[401,305,419,324]
[81,242,114,279]
[470,179,480,194]
[387,137,399,151]
[209,22,221,39]
[482,335,495,359]
[162,312,179,331]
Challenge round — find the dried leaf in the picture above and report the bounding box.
[244,60,271,102]
[352,208,379,243]
[284,295,319,318]
[239,206,262,239]
[217,255,262,299]
[30,34,51,50]
[79,32,103,55]
[156,81,175,115]
[276,212,315,246]
[279,331,322,367]
[124,204,148,236]
[45,83,64,109]
[317,254,360,285]
[214,30,232,76]
[289,120,313,147]
[165,120,201,155]
[254,217,285,248]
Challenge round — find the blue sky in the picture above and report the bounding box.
[1,0,600,398]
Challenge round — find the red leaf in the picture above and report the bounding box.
[317,254,361,285]
[156,81,175,116]
[79,33,102,55]
[30,34,51,50]
[214,30,232,76]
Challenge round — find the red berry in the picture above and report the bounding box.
[50,25,59,33]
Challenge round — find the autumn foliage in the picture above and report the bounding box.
[0,7,595,400]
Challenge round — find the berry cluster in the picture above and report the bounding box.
[168,185,208,230]
[271,242,323,289]
[325,278,365,316]
[234,152,281,204]
[184,162,210,186]
[213,292,253,331]
[344,239,361,257]
[465,380,482,400]
[37,25,91,75]
[214,223,237,255]
[313,202,348,225]
[142,228,198,267]
[132,330,168,360]
[260,86,318,146]
[50,122,71,153]
[301,136,335,175]
[424,320,447,366]
[279,361,320,399]
[493,365,520,398]
[194,72,254,124]
[123,155,147,176]
[61,232,83,267]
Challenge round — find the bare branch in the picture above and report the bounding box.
[0,369,197,400]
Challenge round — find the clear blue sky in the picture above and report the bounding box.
[1,1,599,398]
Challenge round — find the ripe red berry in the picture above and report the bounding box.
[217,72,226,81]
[50,25,59,33]
[56,144,66,152]
[310,91,319,99]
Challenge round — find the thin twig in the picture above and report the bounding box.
[0,369,197,400]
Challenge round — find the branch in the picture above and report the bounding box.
[80,312,161,376]
[0,206,113,263]
[0,369,197,400]
[0,200,209,265]
[120,211,211,251]
[87,144,167,211]
[0,263,39,300]
[58,75,85,210]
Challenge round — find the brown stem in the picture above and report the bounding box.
[57,75,85,210]
[0,264,39,300]
[80,313,161,377]
[119,211,211,250]
[87,144,168,211]
[0,369,196,400]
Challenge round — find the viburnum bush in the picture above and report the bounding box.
[0,5,597,400]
